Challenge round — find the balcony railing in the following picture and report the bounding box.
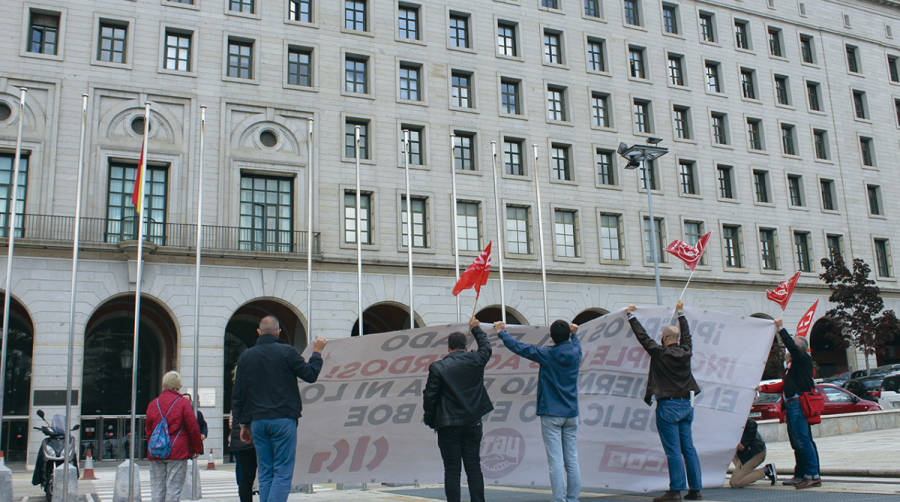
[6,214,321,256]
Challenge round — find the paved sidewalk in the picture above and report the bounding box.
[764,427,900,476]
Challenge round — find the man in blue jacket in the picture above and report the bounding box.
[495,319,581,502]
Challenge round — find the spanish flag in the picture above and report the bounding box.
[131,139,146,213]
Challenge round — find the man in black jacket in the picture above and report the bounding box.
[729,418,775,488]
[423,316,493,502]
[232,315,326,502]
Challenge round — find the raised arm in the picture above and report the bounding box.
[493,321,550,364]
[774,318,803,359]
[626,305,661,355]
[676,300,691,351]
[290,337,326,383]
[470,323,493,366]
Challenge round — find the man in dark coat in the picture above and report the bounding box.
[729,418,776,488]
[422,316,493,502]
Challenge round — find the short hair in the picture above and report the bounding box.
[162,371,182,391]
[259,315,281,335]
[794,336,809,352]
[550,320,570,344]
[448,332,467,350]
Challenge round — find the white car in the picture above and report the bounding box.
[880,372,900,409]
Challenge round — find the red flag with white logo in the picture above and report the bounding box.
[665,232,711,271]
[452,241,492,299]
[796,300,819,340]
[766,272,801,310]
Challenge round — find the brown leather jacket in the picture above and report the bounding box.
[628,312,701,405]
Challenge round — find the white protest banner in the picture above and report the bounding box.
[293,307,774,492]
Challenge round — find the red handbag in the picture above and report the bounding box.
[799,388,825,425]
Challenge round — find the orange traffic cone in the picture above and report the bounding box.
[206,449,215,470]
[82,448,97,480]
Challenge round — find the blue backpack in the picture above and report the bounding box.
[148,396,183,460]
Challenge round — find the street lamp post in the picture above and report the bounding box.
[617,139,669,305]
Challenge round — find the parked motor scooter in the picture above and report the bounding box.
[31,409,79,500]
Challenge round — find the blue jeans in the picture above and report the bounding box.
[785,399,820,479]
[251,418,298,502]
[540,416,581,502]
[655,399,702,491]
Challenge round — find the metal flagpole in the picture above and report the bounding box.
[449,136,460,322]
[306,120,314,336]
[403,130,414,329]
[643,159,663,305]
[128,102,151,502]
[61,93,88,502]
[355,126,363,338]
[532,145,549,326]
[489,141,506,324]
[0,87,26,451]
[190,105,206,500]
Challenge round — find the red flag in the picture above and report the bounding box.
[796,300,819,339]
[452,242,492,298]
[665,232,711,271]
[131,140,146,213]
[766,272,801,310]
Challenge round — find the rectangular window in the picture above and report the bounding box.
[500,78,521,115]
[740,68,757,99]
[453,132,475,171]
[586,38,606,72]
[684,220,706,265]
[106,162,166,244]
[0,153,28,238]
[807,81,822,111]
[229,0,254,13]
[29,11,60,55]
[591,92,611,128]
[344,119,369,159]
[164,30,191,71]
[551,144,571,180]
[867,184,883,215]
[860,137,875,166]
[600,214,623,261]
[853,90,868,119]
[672,106,691,139]
[399,64,421,101]
[449,13,469,48]
[289,0,312,23]
[820,178,836,211]
[554,210,578,257]
[827,234,843,260]
[624,0,641,26]
[662,3,678,34]
[585,0,601,17]
[639,159,658,190]
[788,174,804,206]
[722,225,743,268]
[628,46,646,78]
[747,118,763,150]
[642,216,666,263]
[875,239,893,277]
[711,112,728,144]
[767,26,783,56]
[503,138,523,176]
[506,205,531,254]
[794,231,812,272]
[596,149,615,185]
[699,12,716,43]
[542,0,560,8]
[846,44,860,73]
[774,75,790,105]
[398,5,419,40]
[717,164,734,199]
[667,54,685,86]
[678,159,697,194]
[889,55,900,82]
[227,39,253,79]
[734,20,750,49]
[543,30,562,64]
[781,124,796,155]
[451,71,472,108]
[343,191,372,244]
[759,228,778,270]
[98,21,127,63]
[402,126,424,165]
[800,34,815,63]
[239,174,293,252]
[456,201,480,252]
[705,61,721,92]
[753,169,770,203]
[633,99,652,133]
[344,55,368,94]
[287,47,312,87]
[546,85,567,121]
[895,98,900,126]
[345,0,367,31]
[497,21,518,57]
[401,196,427,248]
[813,129,829,160]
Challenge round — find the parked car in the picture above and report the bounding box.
[850,363,900,379]
[844,375,886,402]
[750,383,881,420]
[878,372,900,410]
[818,371,851,387]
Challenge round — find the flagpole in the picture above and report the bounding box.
[450,135,461,323]
[0,87,26,454]
[355,126,363,337]
[403,130,414,329]
[128,102,151,502]
[306,120,314,336]
[678,269,695,301]
[60,92,88,502]
[190,105,206,500]
[490,141,506,324]
[532,145,549,326]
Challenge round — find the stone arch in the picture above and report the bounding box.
[0,291,34,463]
[234,120,302,154]
[572,308,609,325]
[103,104,178,145]
[475,305,528,325]
[0,89,47,135]
[810,316,849,378]
[350,301,424,337]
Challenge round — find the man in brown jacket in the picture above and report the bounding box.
[626,300,702,502]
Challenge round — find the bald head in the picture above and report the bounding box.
[258,315,281,337]
[662,325,680,346]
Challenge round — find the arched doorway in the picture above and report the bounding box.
[810,317,849,378]
[0,292,33,463]
[750,313,783,381]
[80,294,178,461]
[572,308,609,325]
[475,305,527,325]
[350,302,422,336]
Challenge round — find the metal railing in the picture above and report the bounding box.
[8,214,321,255]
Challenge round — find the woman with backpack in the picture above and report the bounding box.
[145,371,204,502]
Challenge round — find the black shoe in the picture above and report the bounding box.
[794,478,821,489]
[653,490,682,502]
[763,463,777,485]
[684,490,702,500]
[782,477,801,486]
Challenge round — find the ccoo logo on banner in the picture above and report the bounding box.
[293,307,774,492]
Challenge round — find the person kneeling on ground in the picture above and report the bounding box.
[729,418,776,488]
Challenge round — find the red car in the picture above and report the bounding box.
[750,383,882,420]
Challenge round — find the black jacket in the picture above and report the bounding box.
[422,326,494,429]
[232,334,323,425]
[737,418,766,464]
[629,312,701,405]
[779,328,815,398]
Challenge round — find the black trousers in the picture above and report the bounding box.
[236,448,257,502]
[437,424,485,502]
